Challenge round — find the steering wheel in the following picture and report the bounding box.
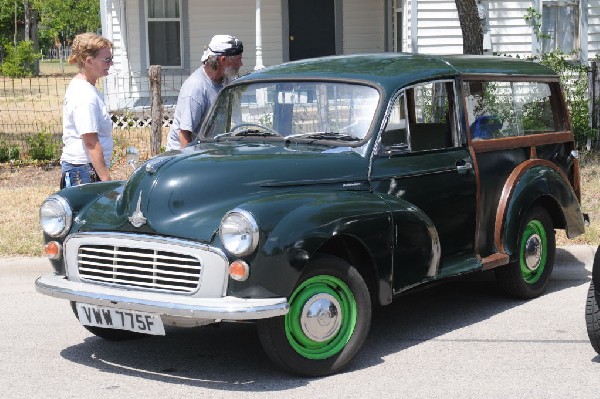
[229,122,282,136]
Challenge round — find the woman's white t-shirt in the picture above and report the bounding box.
[60,78,113,166]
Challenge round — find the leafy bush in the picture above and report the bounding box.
[523,8,597,148]
[0,141,21,162]
[26,131,59,161]
[537,50,596,146]
[1,40,41,78]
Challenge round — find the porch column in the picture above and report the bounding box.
[255,0,265,70]
[410,0,418,53]
[581,0,588,62]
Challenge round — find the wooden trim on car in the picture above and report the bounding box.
[461,74,560,83]
[573,158,581,200]
[468,145,482,252]
[471,131,574,154]
[481,252,510,270]
[493,159,570,253]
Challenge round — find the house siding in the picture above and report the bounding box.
[124,0,141,73]
[402,0,533,56]
[189,0,283,72]
[102,0,135,111]
[588,0,600,58]
[343,0,386,54]
[409,0,463,54]
[487,1,533,57]
[107,0,284,78]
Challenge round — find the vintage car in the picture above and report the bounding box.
[586,245,600,354]
[36,53,587,376]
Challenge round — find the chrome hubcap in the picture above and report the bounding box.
[524,234,542,271]
[301,293,342,342]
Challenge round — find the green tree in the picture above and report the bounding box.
[33,0,100,47]
[1,39,40,77]
[0,0,100,61]
[0,0,22,61]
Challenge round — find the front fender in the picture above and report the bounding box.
[229,191,393,301]
[498,161,585,257]
[57,180,125,215]
[43,181,125,273]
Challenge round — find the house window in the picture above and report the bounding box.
[147,0,182,67]
[392,0,404,52]
[542,1,579,53]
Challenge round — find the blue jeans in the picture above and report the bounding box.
[60,162,98,189]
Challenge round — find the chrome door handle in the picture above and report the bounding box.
[456,161,473,174]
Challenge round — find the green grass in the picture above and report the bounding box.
[39,59,78,75]
[0,183,56,257]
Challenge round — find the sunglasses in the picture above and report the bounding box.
[98,56,114,63]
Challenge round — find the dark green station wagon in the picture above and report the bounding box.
[36,53,587,376]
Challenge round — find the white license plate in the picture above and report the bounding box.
[75,303,165,336]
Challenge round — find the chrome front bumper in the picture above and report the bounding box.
[36,273,289,320]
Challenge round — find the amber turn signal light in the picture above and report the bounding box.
[228,260,249,281]
[44,241,61,259]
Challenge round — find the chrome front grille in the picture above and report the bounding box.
[77,244,202,293]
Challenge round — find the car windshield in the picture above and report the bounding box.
[202,81,380,143]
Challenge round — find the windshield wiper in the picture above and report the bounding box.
[286,132,361,141]
[214,129,281,139]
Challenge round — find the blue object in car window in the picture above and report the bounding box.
[470,115,503,140]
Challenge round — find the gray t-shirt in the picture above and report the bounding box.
[166,67,222,151]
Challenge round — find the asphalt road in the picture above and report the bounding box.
[1,245,598,399]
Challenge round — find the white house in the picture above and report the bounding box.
[100,0,600,112]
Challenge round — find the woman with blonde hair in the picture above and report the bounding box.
[59,32,114,188]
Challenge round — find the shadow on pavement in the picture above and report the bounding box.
[60,246,592,390]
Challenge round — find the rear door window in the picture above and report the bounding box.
[463,81,566,141]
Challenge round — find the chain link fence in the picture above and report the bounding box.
[0,69,183,160]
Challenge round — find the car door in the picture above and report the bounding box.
[370,80,479,292]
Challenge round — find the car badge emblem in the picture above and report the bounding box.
[128,191,147,228]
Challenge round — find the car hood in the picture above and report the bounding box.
[80,142,370,242]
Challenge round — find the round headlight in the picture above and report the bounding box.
[219,209,259,256]
[40,195,72,237]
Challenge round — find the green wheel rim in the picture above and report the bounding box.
[519,219,548,285]
[285,275,357,360]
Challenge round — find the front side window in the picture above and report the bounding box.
[203,81,380,144]
[381,80,456,153]
[542,1,579,53]
[380,93,408,151]
[147,0,182,67]
[464,80,565,140]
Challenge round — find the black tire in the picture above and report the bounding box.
[257,256,371,377]
[586,281,600,355]
[70,302,145,341]
[495,206,555,299]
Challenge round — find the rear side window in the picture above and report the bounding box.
[463,81,566,140]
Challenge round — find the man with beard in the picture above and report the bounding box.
[166,34,244,151]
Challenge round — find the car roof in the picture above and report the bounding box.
[236,53,558,89]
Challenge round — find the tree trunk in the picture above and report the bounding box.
[455,0,483,55]
[14,0,18,48]
[31,9,40,75]
[149,65,163,156]
[24,0,30,40]
[591,61,600,150]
